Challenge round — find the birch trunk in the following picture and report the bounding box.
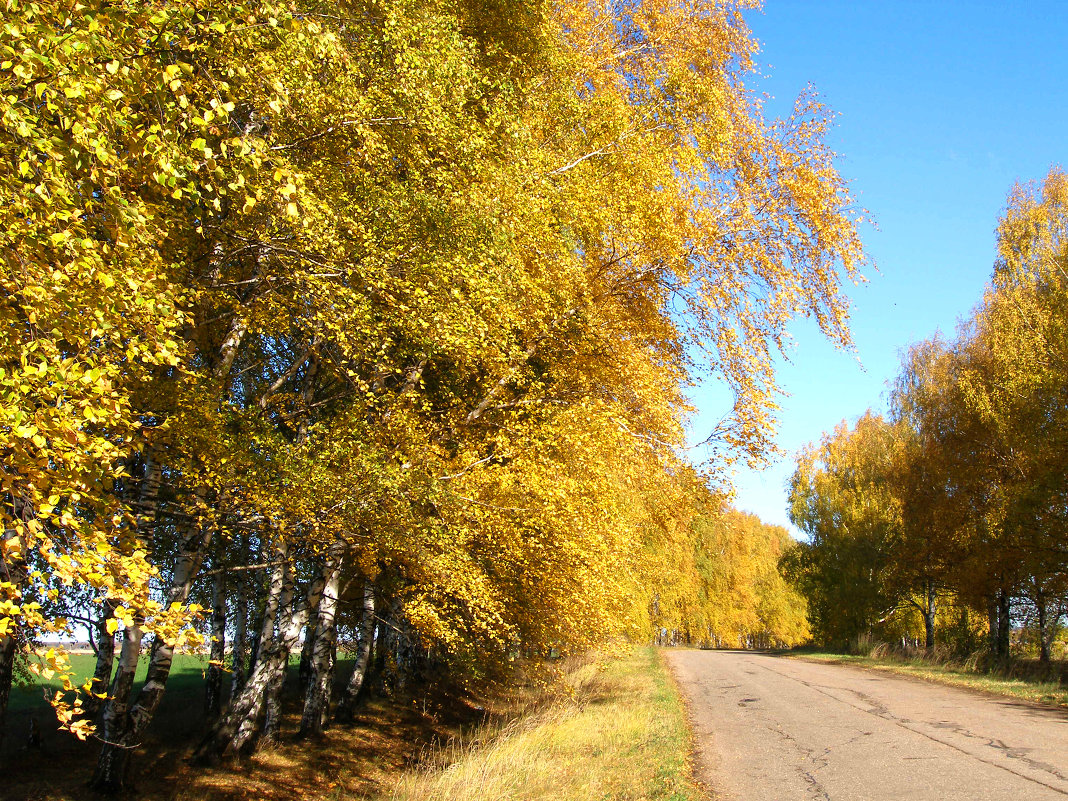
[263,561,301,749]
[296,353,319,443]
[1036,590,1052,664]
[233,579,312,752]
[91,517,210,792]
[923,581,936,650]
[215,545,290,757]
[261,658,288,746]
[194,545,330,761]
[297,590,321,694]
[996,589,1011,661]
[299,553,343,736]
[82,598,117,720]
[987,595,999,660]
[231,572,249,697]
[205,570,227,717]
[335,579,375,723]
[373,599,417,694]
[89,622,143,792]
[89,449,163,793]
[215,315,248,382]
[127,449,162,531]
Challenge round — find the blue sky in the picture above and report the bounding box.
[686,1,1068,533]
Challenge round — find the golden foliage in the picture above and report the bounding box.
[1,0,865,737]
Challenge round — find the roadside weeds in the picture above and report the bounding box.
[381,647,703,801]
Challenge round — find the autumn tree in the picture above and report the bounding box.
[651,500,810,649]
[0,0,277,742]
[959,168,1068,660]
[786,413,903,648]
[2,0,868,784]
[788,168,1068,661]
[887,338,976,649]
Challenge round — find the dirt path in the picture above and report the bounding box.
[665,649,1068,801]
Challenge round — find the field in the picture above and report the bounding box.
[7,652,210,715]
[3,647,700,801]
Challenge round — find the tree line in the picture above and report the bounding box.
[785,168,1068,661]
[653,506,811,650]
[0,0,864,791]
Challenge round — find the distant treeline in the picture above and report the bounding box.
[785,169,1068,661]
[654,507,811,650]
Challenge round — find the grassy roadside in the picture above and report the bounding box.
[7,647,702,801]
[789,651,1068,708]
[380,646,702,801]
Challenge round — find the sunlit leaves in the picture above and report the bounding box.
[3,0,868,736]
[0,0,291,734]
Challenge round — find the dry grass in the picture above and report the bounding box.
[379,647,700,801]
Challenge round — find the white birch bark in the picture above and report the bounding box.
[335,579,375,722]
[89,621,143,792]
[205,569,227,717]
[230,569,249,697]
[299,550,343,736]
[194,542,331,761]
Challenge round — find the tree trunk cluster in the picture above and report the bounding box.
[83,534,420,792]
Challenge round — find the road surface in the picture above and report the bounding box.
[665,649,1068,800]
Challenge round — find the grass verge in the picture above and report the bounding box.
[789,651,1068,708]
[5,647,701,801]
[380,646,701,801]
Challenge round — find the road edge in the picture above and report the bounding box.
[657,648,720,801]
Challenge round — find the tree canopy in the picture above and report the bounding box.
[1,0,865,788]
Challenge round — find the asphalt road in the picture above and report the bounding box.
[665,649,1068,801]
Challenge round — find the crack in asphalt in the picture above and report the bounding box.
[761,717,832,800]
[719,677,836,800]
[752,658,1068,797]
[696,671,830,799]
[927,721,1068,783]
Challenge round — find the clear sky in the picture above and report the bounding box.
[686,1,1068,534]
